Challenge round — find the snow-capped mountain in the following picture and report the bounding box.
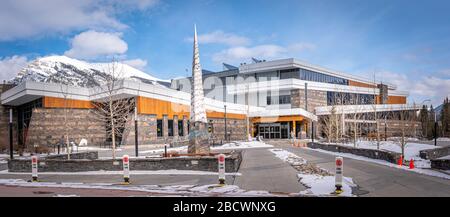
[11,55,170,88]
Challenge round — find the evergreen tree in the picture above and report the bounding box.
[429,105,436,140]
[419,105,429,138]
[441,98,450,137]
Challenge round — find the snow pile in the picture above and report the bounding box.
[0,179,276,197]
[297,174,355,197]
[339,141,435,168]
[269,149,355,196]
[140,141,273,156]
[213,141,273,150]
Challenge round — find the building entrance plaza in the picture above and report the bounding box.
[253,116,309,139]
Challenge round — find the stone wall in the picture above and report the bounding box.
[122,113,158,145]
[26,108,106,148]
[8,151,242,172]
[419,146,450,160]
[45,151,98,160]
[307,142,401,164]
[430,158,450,170]
[209,118,247,142]
[0,85,18,152]
[291,89,327,113]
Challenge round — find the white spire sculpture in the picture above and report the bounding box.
[188,25,210,154]
[190,24,207,124]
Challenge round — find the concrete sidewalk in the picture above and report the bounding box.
[233,148,304,194]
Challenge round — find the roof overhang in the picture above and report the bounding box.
[239,58,397,89]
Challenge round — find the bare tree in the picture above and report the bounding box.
[90,59,135,159]
[60,83,73,159]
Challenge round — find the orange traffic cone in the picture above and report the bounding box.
[397,155,403,166]
[409,159,414,169]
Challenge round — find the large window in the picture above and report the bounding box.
[157,119,163,137]
[168,120,174,137]
[327,92,375,105]
[267,95,291,105]
[279,68,349,85]
[178,119,184,136]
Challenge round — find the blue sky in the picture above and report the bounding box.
[0,0,450,105]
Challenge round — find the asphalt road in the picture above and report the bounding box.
[268,141,450,197]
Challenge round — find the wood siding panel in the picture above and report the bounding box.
[43,96,94,109]
[137,96,246,120]
[348,80,377,88]
[387,96,407,104]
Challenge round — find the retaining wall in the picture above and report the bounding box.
[307,142,401,164]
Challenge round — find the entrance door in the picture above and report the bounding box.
[258,123,281,139]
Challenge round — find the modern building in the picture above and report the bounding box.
[172,58,418,140]
[0,55,422,152]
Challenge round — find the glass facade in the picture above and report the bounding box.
[178,119,184,136]
[157,119,163,137]
[327,92,375,105]
[168,120,173,137]
[280,68,349,85]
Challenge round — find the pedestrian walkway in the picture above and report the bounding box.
[233,148,304,193]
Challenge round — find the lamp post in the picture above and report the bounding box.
[134,105,139,157]
[434,111,437,146]
[9,108,13,159]
[224,105,227,142]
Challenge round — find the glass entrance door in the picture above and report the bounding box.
[258,123,281,139]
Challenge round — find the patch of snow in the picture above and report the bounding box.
[269,149,306,166]
[0,179,276,197]
[212,141,273,150]
[297,174,355,197]
[305,147,450,180]
[54,194,79,197]
[140,141,273,155]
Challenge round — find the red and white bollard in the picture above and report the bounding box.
[31,156,38,182]
[335,157,343,194]
[122,155,130,184]
[218,154,226,185]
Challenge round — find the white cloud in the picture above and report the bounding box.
[186,30,251,46]
[123,58,148,71]
[110,0,160,11]
[0,0,160,41]
[0,55,29,81]
[375,71,450,105]
[212,43,316,63]
[64,30,128,60]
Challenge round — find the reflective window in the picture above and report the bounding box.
[157,119,163,137]
[280,68,349,85]
[327,92,375,105]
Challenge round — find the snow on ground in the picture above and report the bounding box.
[0,179,278,197]
[0,169,241,176]
[305,147,450,180]
[437,137,450,142]
[54,194,80,197]
[213,141,273,150]
[268,149,355,197]
[140,141,272,155]
[297,174,355,197]
[336,140,435,168]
